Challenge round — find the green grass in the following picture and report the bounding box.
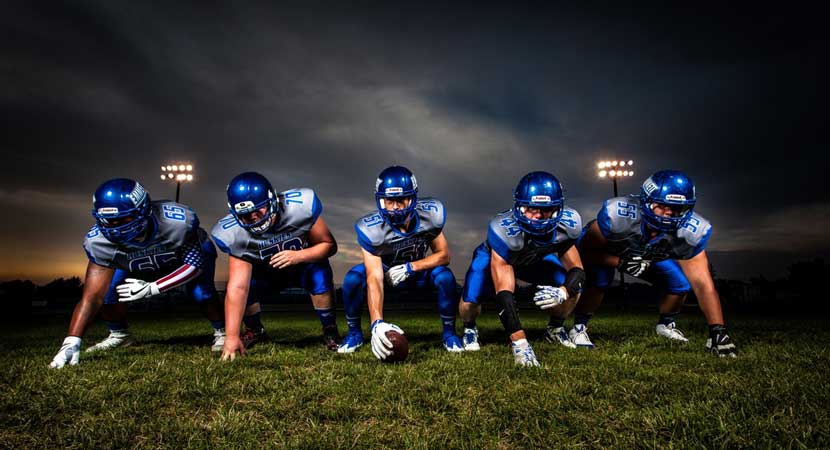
[1,310,828,449]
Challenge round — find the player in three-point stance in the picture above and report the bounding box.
[50,179,225,368]
[574,170,737,357]
[338,166,463,360]
[459,171,586,367]
[211,172,341,360]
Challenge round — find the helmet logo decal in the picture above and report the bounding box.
[410,174,418,190]
[234,200,256,213]
[384,187,403,195]
[665,194,686,202]
[127,183,147,206]
[531,195,551,202]
[643,178,658,195]
[97,207,119,215]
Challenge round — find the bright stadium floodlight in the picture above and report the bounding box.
[160,162,194,203]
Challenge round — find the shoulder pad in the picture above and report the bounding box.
[557,206,582,240]
[211,214,242,256]
[416,197,446,230]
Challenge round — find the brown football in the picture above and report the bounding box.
[383,330,409,363]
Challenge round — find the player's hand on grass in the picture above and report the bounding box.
[533,285,568,310]
[370,320,404,360]
[221,336,246,361]
[49,336,81,368]
[270,250,303,269]
[117,278,160,302]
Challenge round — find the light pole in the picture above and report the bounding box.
[597,159,635,291]
[160,163,194,203]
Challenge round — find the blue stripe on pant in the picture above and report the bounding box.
[585,259,691,294]
[461,243,567,304]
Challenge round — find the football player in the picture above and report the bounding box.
[49,179,225,368]
[212,172,340,360]
[338,166,463,360]
[459,171,585,367]
[574,170,737,357]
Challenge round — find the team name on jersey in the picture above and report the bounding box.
[126,245,172,259]
[256,232,298,249]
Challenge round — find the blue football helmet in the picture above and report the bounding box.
[513,171,565,236]
[375,166,418,226]
[226,172,278,234]
[92,178,152,244]
[640,170,696,232]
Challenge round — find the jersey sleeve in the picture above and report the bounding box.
[211,215,242,257]
[417,198,446,231]
[596,200,613,238]
[558,207,583,242]
[354,214,384,255]
[677,213,713,259]
[486,214,523,262]
[82,227,116,267]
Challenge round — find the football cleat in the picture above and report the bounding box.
[337,330,364,353]
[322,326,341,351]
[511,338,541,367]
[656,322,689,342]
[442,332,464,352]
[705,325,738,358]
[211,328,226,353]
[240,327,269,350]
[568,324,595,349]
[85,330,134,353]
[544,326,577,348]
[462,327,480,351]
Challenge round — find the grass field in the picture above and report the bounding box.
[1,308,829,449]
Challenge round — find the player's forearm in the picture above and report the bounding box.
[154,264,202,292]
[66,295,103,337]
[224,287,248,336]
[410,249,449,272]
[366,275,385,322]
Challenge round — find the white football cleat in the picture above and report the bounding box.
[211,328,226,353]
[511,339,541,367]
[568,324,595,349]
[85,330,134,353]
[544,326,577,349]
[462,327,480,351]
[656,322,689,342]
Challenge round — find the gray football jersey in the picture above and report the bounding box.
[355,198,445,266]
[484,207,582,267]
[211,187,321,265]
[595,195,712,261]
[83,201,203,272]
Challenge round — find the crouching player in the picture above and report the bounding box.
[339,166,463,360]
[212,172,340,361]
[50,179,225,368]
[575,170,737,357]
[459,171,585,367]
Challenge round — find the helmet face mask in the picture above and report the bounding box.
[512,171,565,236]
[227,172,278,235]
[640,170,696,232]
[92,179,152,244]
[375,166,418,226]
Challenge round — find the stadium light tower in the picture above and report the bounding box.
[160,163,194,203]
[597,159,634,291]
[597,159,635,197]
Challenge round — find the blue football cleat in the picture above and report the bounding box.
[443,332,464,352]
[337,330,364,354]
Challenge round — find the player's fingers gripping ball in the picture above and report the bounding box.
[370,320,408,362]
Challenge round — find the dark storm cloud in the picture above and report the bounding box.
[1,1,826,282]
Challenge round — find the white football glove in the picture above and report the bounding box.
[620,257,651,277]
[385,263,413,287]
[533,285,568,310]
[370,320,404,361]
[117,278,161,302]
[49,336,81,369]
